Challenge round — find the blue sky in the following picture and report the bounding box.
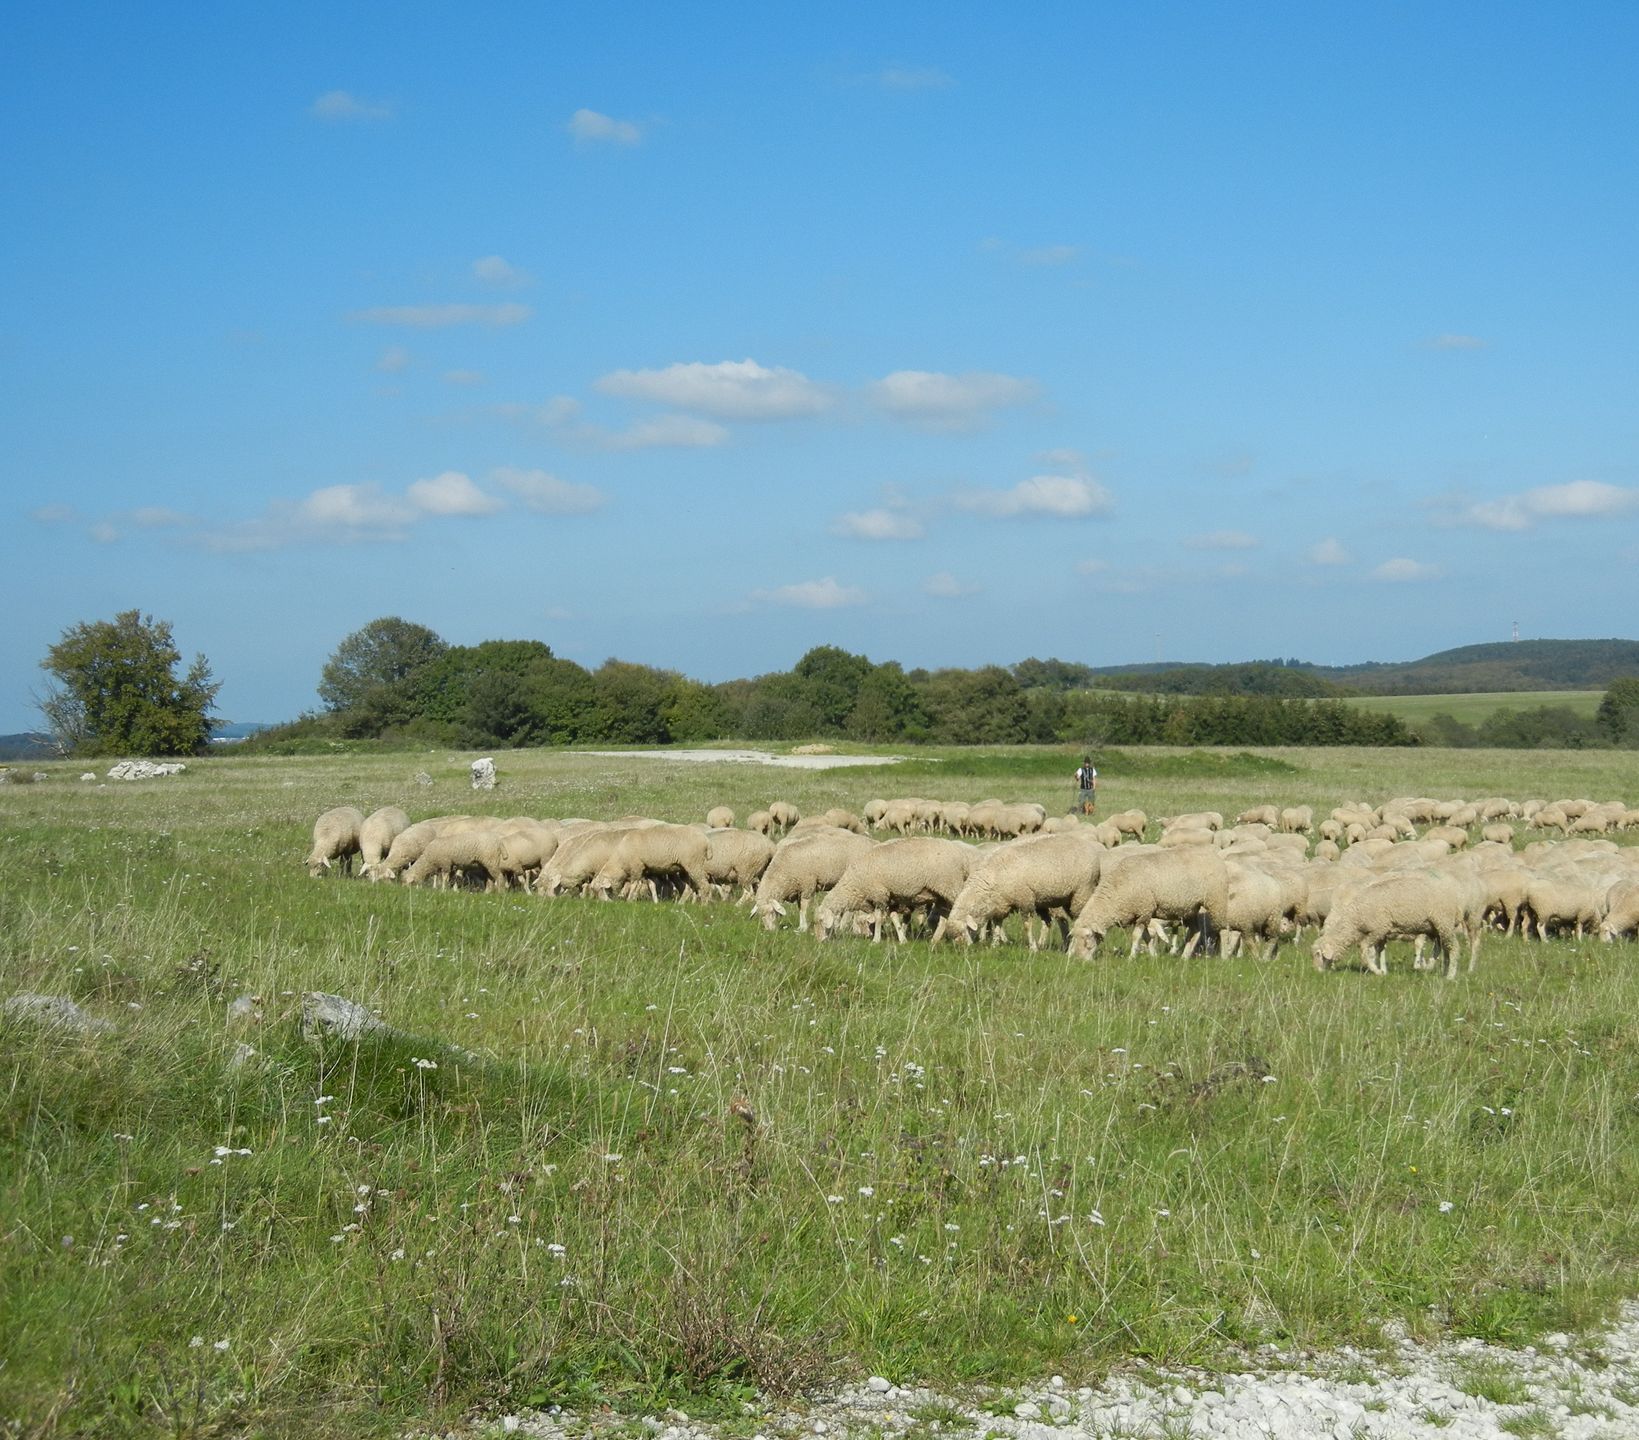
[5,2,1638,730]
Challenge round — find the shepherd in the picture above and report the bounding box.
[1074,755,1098,815]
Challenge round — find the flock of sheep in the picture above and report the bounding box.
[304,791,1639,976]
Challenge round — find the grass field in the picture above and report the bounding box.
[2,743,1637,1438]
[1342,691,1603,727]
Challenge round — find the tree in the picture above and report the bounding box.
[1596,678,1639,745]
[318,617,447,713]
[38,610,221,756]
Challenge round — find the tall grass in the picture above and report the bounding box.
[2,744,1637,1437]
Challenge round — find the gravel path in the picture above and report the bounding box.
[472,1304,1639,1440]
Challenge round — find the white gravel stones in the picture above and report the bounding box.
[299,991,386,1042]
[471,1302,1639,1440]
[106,760,186,780]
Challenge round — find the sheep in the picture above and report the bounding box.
[1532,806,1571,835]
[766,801,802,833]
[792,807,870,836]
[306,806,366,878]
[1312,871,1479,978]
[1218,861,1299,960]
[1424,825,1470,850]
[494,821,561,888]
[1318,819,1345,844]
[537,825,640,896]
[940,801,971,834]
[705,805,736,830]
[357,806,410,873]
[1163,811,1223,832]
[876,799,921,834]
[753,829,876,931]
[1237,805,1280,827]
[1068,847,1229,960]
[1480,823,1515,848]
[588,824,712,903]
[1105,809,1148,841]
[934,832,1107,950]
[746,809,775,836]
[813,838,978,943]
[1277,805,1314,835]
[1520,872,1608,940]
[1157,826,1215,849]
[702,827,775,899]
[1600,879,1639,941]
[402,828,508,890]
[862,799,888,828]
[1313,838,1341,862]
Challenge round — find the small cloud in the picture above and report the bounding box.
[129,507,193,529]
[1425,333,1488,350]
[756,576,867,610]
[491,468,606,515]
[956,475,1112,519]
[375,345,412,373]
[472,255,530,287]
[89,521,119,544]
[595,358,831,420]
[1018,244,1079,267]
[1307,537,1351,566]
[590,414,729,450]
[1075,558,1108,576]
[832,508,924,541]
[1372,557,1443,582]
[442,369,485,386]
[1037,447,1090,472]
[568,108,642,145]
[544,606,574,621]
[538,395,583,427]
[870,369,1038,430]
[350,303,531,329]
[1458,480,1639,532]
[406,470,504,517]
[310,90,393,122]
[29,504,79,525]
[1185,529,1258,551]
[923,571,979,598]
[876,64,954,91]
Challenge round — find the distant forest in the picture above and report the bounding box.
[238,621,1635,754]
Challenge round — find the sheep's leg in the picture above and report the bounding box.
[1468,926,1482,973]
[891,911,909,944]
[1222,929,1242,959]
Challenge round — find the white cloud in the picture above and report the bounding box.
[923,571,979,598]
[833,508,924,541]
[350,303,531,328]
[442,369,485,386]
[1372,557,1443,582]
[870,369,1037,429]
[375,345,412,373]
[296,483,418,534]
[957,475,1113,519]
[472,255,530,287]
[406,471,504,517]
[568,108,642,145]
[877,64,954,91]
[1018,244,1079,267]
[129,506,193,529]
[758,577,867,609]
[29,504,79,524]
[1426,333,1488,350]
[1461,480,1639,532]
[311,90,393,122]
[89,521,119,544]
[1037,447,1090,472]
[1075,558,1108,576]
[491,468,606,515]
[1185,529,1258,551]
[595,359,831,420]
[538,395,583,427]
[592,414,730,450]
[1307,537,1351,566]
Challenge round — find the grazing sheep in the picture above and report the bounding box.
[746,809,775,836]
[588,824,712,903]
[1219,861,1298,960]
[767,801,802,833]
[1521,872,1608,940]
[1105,809,1148,842]
[1164,811,1223,833]
[1600,879,1639,942]
[790,807,869,838]
[862,799,888,828]
[494,820,561,888]
[1312,871,1479,978]
[1277,805,1314,835]
[358,806,410,873]
[935,832,1107,949]
[1313,838,1341,862]
[1480,823,1515,848]
[1424,825,1470,850]
[753,829,876,931]
[537,825,639,896]
[703,827,775,898]
[814,838,977,943]
[306,806,366,878]
[705,805,736,830]
[1237,805,1280,827]
[1068,847,1229,960]
[402,829,507,890]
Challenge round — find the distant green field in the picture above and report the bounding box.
[1344,690,1602,727]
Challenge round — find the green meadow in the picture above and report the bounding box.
[2,743,1637,1438]
[1342,691,1604,728]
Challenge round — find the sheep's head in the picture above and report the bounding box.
[756,899,785,932]
[1312,941,1336,971]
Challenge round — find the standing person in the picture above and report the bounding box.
[1074,756,1098,815]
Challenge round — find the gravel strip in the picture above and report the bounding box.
[466,1304,1639,1440]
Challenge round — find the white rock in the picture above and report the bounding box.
[299,991,386,1042]
[471,757,496,790]
[80,772,97,782]
[1013,1401,1040,1420]
[2,993,114,1035]
[866,1377,891,1393]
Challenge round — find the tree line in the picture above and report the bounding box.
[34,612,1639,756]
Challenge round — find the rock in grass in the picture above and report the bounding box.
[300,992,386,1042]
[470,757,496,790]
[2,993,115,1035]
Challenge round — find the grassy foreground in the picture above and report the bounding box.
[2,743,1638,1438]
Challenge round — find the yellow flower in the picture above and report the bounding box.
[1066,1314,1078,1324]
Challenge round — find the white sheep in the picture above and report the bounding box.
[753,829,876,931]
[935,832,1107,950]
[766,801,802,833]
[306,806,365,878]
[1236,805,1280,827]
[746,809,775,836]
[401,828,507,890]
[705,805,736,830]
[1600,879,1639,942]
[1068,847,1229,960]
[537,825,641,896]
[813,838,977,943]
[1218,861,1299,960]
[1312,870,1479,978]
[1479,823,1515,848]
[589,823,712,902]
[358,806,410,874]
[1277,805,1314,835]
[703,827,775,899]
